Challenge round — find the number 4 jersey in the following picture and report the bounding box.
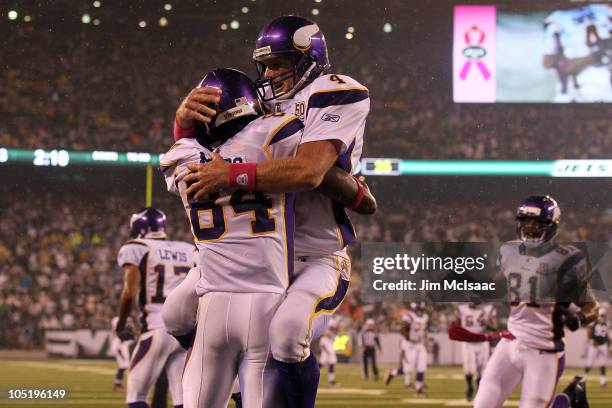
[161,114,304,295]
[117,238,197,331]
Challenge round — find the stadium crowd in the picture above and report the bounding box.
[2,23,612,159]
[0,187,607,348]
[0,191,191,349]
[2,8,611,350]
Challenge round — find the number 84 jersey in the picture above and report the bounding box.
[498,241,592,351]
[117,238,197,331]
[161,114,303,295]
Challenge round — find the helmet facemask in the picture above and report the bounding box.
[517,218,548,248]
[515,196,560,248]
[254,53,317,103]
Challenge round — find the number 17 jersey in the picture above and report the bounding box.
[117,238,197,331]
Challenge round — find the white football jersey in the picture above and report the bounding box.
[457,303,496,335]
[161,114,303,294]
[272,74,370,257]
[403,311,429,344]
[499,241,592,350]
[117,238,197,331]
[319,334,335,356]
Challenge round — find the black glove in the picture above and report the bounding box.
[564,310,585,332]
[116,324,135,341]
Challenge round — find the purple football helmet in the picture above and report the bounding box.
[516,195,561,245]
[253,15,330,102]
[198,68,261,140]
[130,207,167,239]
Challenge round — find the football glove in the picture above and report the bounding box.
[563,310,586,332]
[116,324,135,341]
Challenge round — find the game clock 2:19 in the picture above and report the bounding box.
[33,149,70,167]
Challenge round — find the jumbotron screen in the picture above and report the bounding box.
[453,4,612,103]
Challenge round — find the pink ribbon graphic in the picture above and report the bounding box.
[459,25,491,81]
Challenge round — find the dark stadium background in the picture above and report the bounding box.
[0,1,610,406]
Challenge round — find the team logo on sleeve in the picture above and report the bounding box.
[321,113,340,122]
[236,173,249,186]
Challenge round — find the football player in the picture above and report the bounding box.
[318,325,338,386]
[543,4,612,102]
[455,302,497,401]
[385,303,429,397]
[168,15,373,407]
[585,309,609,387]
[116,207,196,408]
[474,196,600,408]
[110,315,133,392]
[161,68,304,407]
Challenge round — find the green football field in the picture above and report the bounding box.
[0,359,610,407]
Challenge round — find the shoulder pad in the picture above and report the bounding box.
[309,74,369,93]
[160,139,207,171]
[123,239,148,247]
[252,113,303,145]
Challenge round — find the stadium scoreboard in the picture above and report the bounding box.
[0,148,161,167]
[362,158,402,176]
[2,148,612,177]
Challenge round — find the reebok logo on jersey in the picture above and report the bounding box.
[236,173,249,186]
[321,113,340,122]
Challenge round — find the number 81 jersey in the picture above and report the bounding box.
[161,114,303,295]
[117,238,197,331]
[498,241,591,351]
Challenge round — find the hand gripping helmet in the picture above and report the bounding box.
[130,207,167,239]
[198,68,262,141]
[253,15,330,102]
[516,195,561,246]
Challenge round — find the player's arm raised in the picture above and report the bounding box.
[174,86,222,136]
[116,264,140,338]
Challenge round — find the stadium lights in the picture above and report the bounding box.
[164,3,172,11]
[220,23,228,30]
[138,20,147,28]
[81,14,91,24]
[383,23,392,33]
[242,6,249,13]
[230,20,239,29]
[8,10,18,20]
[159,17,168,27]
[315,0,322,3]
[24,15,32,22]
[312,8,319,16]
[93,19,100,26]
[345,33,353,40]
[347,26,355,33]
[93,1,101,7]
